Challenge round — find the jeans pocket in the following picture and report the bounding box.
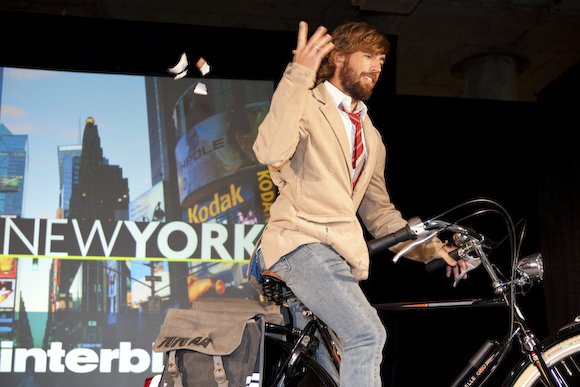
[269,257,288,280]
[270,243,314,282]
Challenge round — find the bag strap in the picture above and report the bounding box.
[167,351,228,387]
[167,351,184,387]
[212,355,229,386]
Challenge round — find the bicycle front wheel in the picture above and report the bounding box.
[507,322,580,386]
[264,336,338,387]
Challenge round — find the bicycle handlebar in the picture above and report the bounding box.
[366,224,417,255]
[365,198,543,292]
[367,216,488,287]
[425,250,461,274]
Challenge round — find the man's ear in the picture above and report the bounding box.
[332,51,346,69]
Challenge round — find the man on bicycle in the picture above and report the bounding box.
[252,20,463,386]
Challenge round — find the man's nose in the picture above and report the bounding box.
[370,58,382,72]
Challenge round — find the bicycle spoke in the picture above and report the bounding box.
[536,353,580,387]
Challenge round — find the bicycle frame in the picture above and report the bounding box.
[382,198,572,386]
[259,198,580,386]
[451,324,540,386]
[444,248,556,386]
[266,315,341,386]
[376,297,580,386]
[261,272,340,386]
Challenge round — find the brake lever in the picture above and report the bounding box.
[452,254,481,288]
[392,230,439,263]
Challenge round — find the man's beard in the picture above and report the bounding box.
[339,62,375,101]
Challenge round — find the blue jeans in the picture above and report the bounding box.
[263,243,387,386]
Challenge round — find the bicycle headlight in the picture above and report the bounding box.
[516,253,544,282]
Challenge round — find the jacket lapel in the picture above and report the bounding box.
[312,85,351,171]
[312,84,380,199]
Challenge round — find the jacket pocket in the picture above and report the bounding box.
[295,211,354,245]
[296,211,353,224]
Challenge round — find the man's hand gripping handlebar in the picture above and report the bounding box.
[367,218,483,287]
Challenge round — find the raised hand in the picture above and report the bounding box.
[292,21,334,73]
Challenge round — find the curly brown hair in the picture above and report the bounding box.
[316,21,389,85]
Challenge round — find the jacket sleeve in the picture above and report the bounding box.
[358,140,406,237]
[253,62,316,168]
[358,136,444,263]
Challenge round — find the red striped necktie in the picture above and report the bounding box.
[341,105,365,189]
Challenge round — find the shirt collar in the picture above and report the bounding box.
[323,80,368,120]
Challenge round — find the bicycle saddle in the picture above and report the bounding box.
[261,270,295,305]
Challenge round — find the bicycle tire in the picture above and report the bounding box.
[505,321,580,386]
[264,336,338,387]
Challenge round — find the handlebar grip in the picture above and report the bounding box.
[425,249,461,274]
[367,225,416,256]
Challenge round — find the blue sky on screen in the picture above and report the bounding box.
[0,67,152,219]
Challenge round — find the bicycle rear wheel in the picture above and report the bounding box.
[507,324,580,386]
[264,336,338,387]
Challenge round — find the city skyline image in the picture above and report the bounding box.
[0,65,274,387]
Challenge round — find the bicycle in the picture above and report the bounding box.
[260,197,580,386]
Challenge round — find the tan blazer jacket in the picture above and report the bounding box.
[253,63,440,280]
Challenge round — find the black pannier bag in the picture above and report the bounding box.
[153,298,282,387]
